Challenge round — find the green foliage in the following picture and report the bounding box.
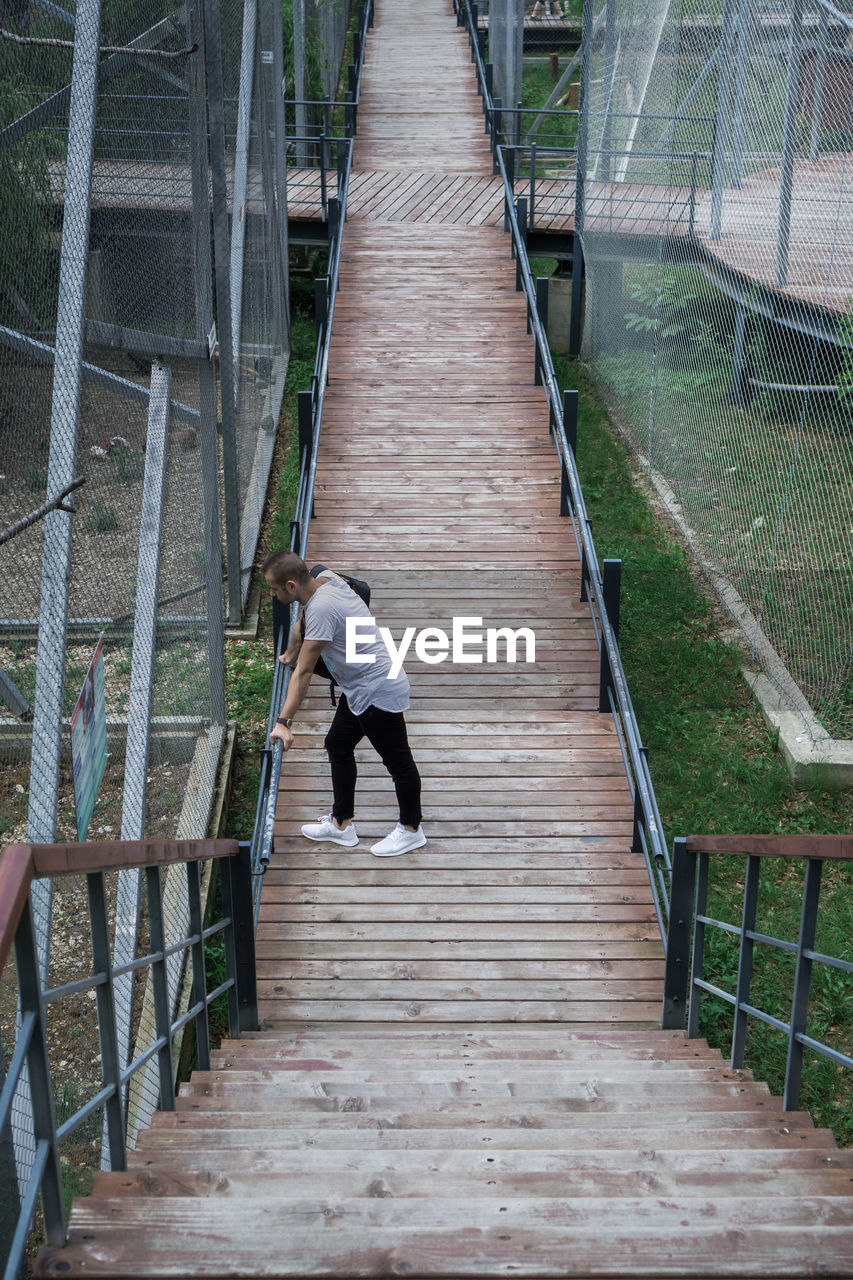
[269,309,318,549]
[85,500,120,533]
[224,260,321,845]
[282,0,331,102]
[834,303,853,404]
[555,357,853,1142]
[109,442,144,485]
[0,76,59,331]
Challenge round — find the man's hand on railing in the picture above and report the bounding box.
[269,721,294,751]
[278,635,303,669]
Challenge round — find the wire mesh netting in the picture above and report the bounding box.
[578,0,853,738]
[0,0,328,1209]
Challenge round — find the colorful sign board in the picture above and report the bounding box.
[70,637,108,841]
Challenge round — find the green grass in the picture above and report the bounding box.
[555,356,853,1143]
[224,284,320,843]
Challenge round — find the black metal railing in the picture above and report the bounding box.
[459,0,671,937]
[248,0,373,912]
[662,834,853,1110]
[0,839,258,1280]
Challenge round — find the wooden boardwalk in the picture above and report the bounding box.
[35,2,853,1276]
[257,0,659,1030]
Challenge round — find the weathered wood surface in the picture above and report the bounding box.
[257,0,651,1031]
[37,3,853,1278]
[37,1029,853,1276]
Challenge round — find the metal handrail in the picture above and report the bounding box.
[662,835,853,1111]
[0,838,258,1280]
[249,0,373,917]
[459,0,671,937]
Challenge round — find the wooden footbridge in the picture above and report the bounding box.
[33,0,853,1275]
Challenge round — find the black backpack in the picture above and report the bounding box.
[301,564,371,704]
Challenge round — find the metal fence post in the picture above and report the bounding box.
[730,0,751,187]
[662,837,698,1029]
[809,4,829,161]
[27,0,103,856]
[730,854,761,1067]
[292,0,308,165]
[187,0,227,730]
[229,0,259,400]
[783,857,823,1109]
[710,0,738,240]
[271,0,291,327]
[598,558,621,711]
[121,363,171,840]
[204,0,243,626]
[777,0,805,285]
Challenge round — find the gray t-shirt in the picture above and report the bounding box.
[302,570,410,715]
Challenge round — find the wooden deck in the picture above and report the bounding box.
[257,0,658,1030]
[35,2,853,1276]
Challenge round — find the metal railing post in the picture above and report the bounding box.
[598,558,621,711]
[87,872,127,1172]
[730,854,761,1067]
[145,865,176,1110]
[535,277,548,385]
[13,900,65,1245]
[561,389,578,516]
[315,277,329,340]
[220,843,260,1032]
[662,837,698,1028]
[515,196,527,292]
[298,390,313,462]
[687,852,709,1038]
[783,857,823,1109]
[529,142,537,230]
[186,859,212,1072]
[328,194,341,242]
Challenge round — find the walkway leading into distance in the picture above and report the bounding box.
[36,4,853,1276]
[258,0,662,1029]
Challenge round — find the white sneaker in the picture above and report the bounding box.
[300,813,359,846]
[370,823,427,857]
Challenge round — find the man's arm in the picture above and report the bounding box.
[269,638,328,750]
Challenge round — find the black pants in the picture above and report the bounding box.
[325,695,422,828]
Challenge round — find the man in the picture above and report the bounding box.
[263,550,426,857]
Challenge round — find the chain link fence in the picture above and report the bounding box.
[577,0,853,739]
[0,0,345,1210]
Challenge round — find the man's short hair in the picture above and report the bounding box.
[261,550,310,587]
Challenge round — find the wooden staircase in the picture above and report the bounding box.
[36,1025,853,1276]
[33,0,853,1274]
